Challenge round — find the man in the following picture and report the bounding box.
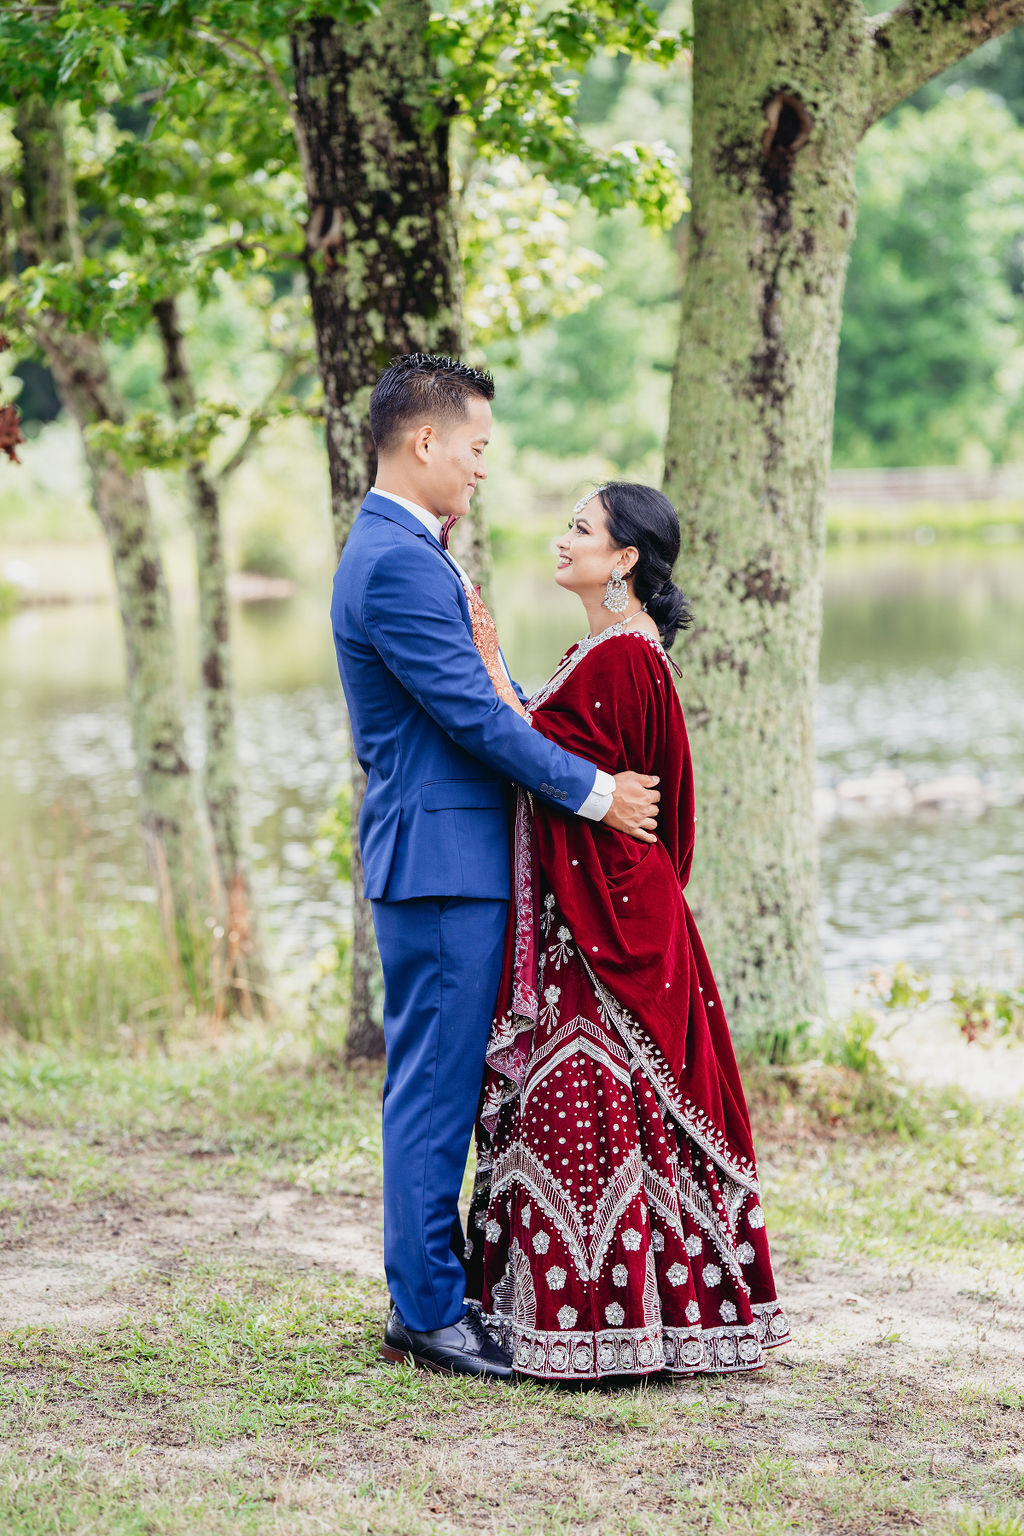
[331,354,660,1378]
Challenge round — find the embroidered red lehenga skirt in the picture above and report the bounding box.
[465,628,791,1380]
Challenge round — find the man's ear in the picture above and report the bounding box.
[411,424,434,465]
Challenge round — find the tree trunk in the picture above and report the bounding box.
[663,5,863,1040]
[291,2,462,1060]
[664,0,1024,1043]
[450,485,494,601]
[13,99,213,1000]
[153,296,271,1019]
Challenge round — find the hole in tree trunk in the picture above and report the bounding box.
[762,92,813,158]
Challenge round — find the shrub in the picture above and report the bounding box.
[236,518,298,581]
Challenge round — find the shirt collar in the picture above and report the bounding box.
[371,487,442,542]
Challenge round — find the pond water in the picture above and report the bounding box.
[1,540,1022,1004]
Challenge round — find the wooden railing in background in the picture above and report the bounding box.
[826,464,1023,504]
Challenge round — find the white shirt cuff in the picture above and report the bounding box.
[577,768,615,821]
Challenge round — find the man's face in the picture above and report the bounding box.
[424,396,491,521]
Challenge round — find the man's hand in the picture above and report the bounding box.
[603,773,660,843]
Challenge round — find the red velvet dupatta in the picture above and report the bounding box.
[484,627,760,1195]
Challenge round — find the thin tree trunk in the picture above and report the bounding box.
[12,99,212,1000]
[664,0,1024,1043]
[153,295,271,1019]
[291,2,462,1060]
[450,486,493,602]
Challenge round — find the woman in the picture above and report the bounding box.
[465,483,791,1382]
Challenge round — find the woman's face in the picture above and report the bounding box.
[554,494,635,599]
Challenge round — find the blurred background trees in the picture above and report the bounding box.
[2,2,1023,1054]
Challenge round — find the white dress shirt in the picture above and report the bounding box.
[370,487,615,822]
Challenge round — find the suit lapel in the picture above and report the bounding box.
[361,491,469,588]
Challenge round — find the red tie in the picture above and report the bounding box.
[440,515,458,551]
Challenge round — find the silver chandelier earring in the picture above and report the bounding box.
[603,568,629,613]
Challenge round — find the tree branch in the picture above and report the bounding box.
[199,236,306,264]
[865,2,1024,129]
[214,347,309,488]
[190,25,313,188]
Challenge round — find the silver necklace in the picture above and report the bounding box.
[528,611,653,714]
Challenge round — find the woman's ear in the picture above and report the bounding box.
[621,545,640,578]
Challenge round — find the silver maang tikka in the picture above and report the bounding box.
[603,567,629,613]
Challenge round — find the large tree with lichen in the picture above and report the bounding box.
[287,0,685,1058]
[288,4,464,1057]
[663,1,1024,1043]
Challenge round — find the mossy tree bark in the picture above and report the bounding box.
[664,1,1024,1042]
[291,3,462,1061]
[153,295,270,1019]
[11,99,213,998]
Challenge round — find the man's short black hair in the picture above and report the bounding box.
[369,353,494,453]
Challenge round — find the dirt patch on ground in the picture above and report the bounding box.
[878,1012,1024,1102]
[0,1179,382,1330]
[785,1254,1024,1386]
[3,1158,1021,1390]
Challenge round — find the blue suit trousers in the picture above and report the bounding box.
[371,895,508,1333]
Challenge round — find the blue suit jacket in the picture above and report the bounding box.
[331,491,598,900]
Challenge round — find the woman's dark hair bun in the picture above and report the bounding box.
[596,482,693,648]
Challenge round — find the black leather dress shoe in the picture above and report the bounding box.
[381,1303,513,1379]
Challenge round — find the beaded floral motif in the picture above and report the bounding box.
[540,986,562,1027]
[548,927,575,969]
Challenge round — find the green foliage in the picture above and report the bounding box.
[751,1015,817,1067]
[235,514,298,580]
[823,1007,883,1076]
[494,203,679,466]
[0,1,688,499]
[85,403,244,470]
[835,91,1024,469]
[951,980,1024,1043]
[431,0,689,226]
[460,157,604,343]
[866,962,932,1013]
[0,579,20,619]
[320,783,353,887]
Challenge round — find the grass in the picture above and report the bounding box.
[0,1033,383,1196]
[824,498,1024,544]
[1,1030,1023,1534]
[0,843,183,1048]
